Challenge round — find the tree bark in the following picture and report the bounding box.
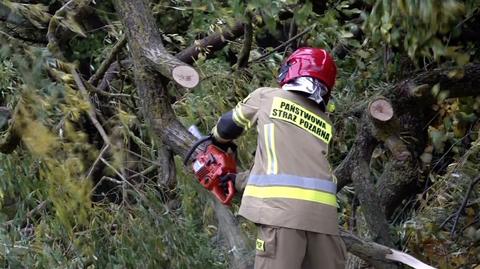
[113,0,185,181]
[176,22,245,64]
[349,115,395,248]
[113,1,248,267]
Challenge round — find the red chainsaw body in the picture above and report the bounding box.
[192,144,237,205]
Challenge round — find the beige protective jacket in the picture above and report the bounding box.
[213,87,338,235]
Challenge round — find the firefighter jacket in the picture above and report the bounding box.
[212,87,338,235]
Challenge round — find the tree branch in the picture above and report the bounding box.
[249,25,314,63]
[88,35,127,86]
[176,21,245,64]
[97,59,131,93]
[71,67,111,147]
[235,13,253,69]
[398,63,480,99]
[451,175,480,237]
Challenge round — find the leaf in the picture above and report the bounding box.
[341,31,354,38]
[447,68,465,79]
[357,50,369,59]
[431,83,440,97]
[428,126,447,152]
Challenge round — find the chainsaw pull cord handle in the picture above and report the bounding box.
[183,135,212,166]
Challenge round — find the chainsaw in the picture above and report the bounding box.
[184,130,237,206]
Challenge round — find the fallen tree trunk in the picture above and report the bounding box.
[113,1,246,268]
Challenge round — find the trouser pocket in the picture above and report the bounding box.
[255,225,277,258]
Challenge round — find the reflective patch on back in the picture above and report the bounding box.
[269,97,332,143]
[256,238,265,251]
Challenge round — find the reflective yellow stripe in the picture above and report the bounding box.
[232,108,247,128]
[244,185,337,207]
[264,124,272,174]
[235,104,251,129]
[264,124,277,174]
[270,125,278,174]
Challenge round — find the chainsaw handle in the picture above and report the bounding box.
[183,135,237,166]
[212,180,235,206]
[183,135,212,166]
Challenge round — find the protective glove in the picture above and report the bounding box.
[210,135,237,153]
[220,173,236,195]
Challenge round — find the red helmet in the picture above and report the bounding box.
[278,47,337,90]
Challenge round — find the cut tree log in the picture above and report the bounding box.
[368,97,410,161]
[369,97,394,122]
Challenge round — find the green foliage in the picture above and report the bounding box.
[0,40,227,268]
[366,0,469,64]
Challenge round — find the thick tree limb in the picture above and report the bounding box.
[340,229,395,268]
[335,148,355,191]
[377,158,419,218]
[236,13,253,68]
[368,97,410,161]
[113,0,198,89]
[157,147,176,189]
[115,0,182,186]
[398,63,480,99]
[176,21,245,64]
[96,20,249,90]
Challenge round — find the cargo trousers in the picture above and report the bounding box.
[254,225,347,269]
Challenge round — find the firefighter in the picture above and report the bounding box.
[211,47,346,269]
